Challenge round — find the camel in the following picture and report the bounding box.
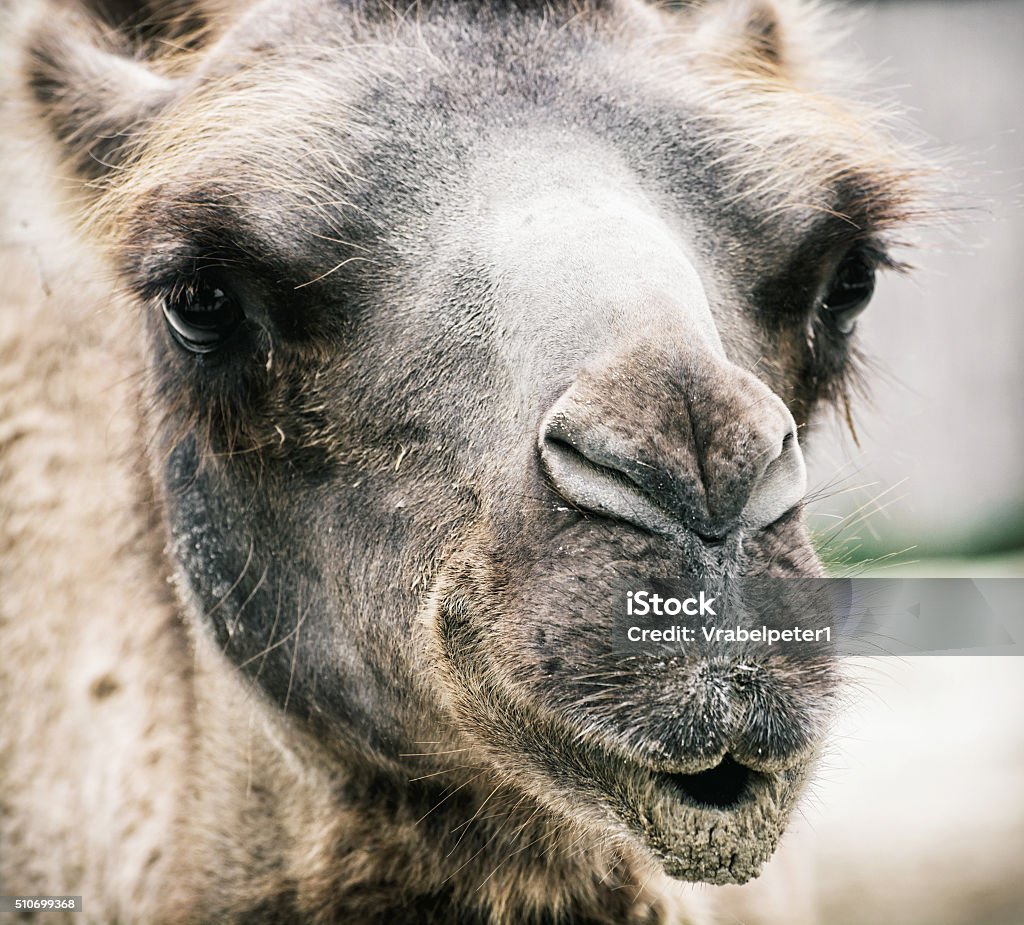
[0,1,927,921]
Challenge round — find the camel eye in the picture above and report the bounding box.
[822,250,875,334]
[162,279,244,354]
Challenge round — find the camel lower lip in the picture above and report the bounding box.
[607,754,801,885]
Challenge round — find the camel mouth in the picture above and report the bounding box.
[658,754,758,810]
[429,575,820,885]
[597,749,803,885]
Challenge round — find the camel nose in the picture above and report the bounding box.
[537,352,807,539]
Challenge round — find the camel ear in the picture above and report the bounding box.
[25,5,191,180]
[682,0,792,73]
[71,0,213,37]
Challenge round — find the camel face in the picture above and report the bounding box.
[24,0,922,894]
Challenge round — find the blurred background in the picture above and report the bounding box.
[805,0,1024,572]
[797,3,1024,924]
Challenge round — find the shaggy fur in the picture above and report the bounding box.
[1,1,929,923]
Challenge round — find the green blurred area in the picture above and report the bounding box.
[813,506,1024,577]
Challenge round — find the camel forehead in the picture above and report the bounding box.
[94,0,917,308]
[114,4,860,202]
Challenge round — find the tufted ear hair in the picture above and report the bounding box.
[70,0,219,37]
[670,0,800,74]
[76,0,171,28]
[23,0,234,181]
[24,7,189,181]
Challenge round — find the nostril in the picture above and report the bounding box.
[546,435,606,473]
[739,425,807,533]
[539,431,670,535]
[542,435,632,495]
